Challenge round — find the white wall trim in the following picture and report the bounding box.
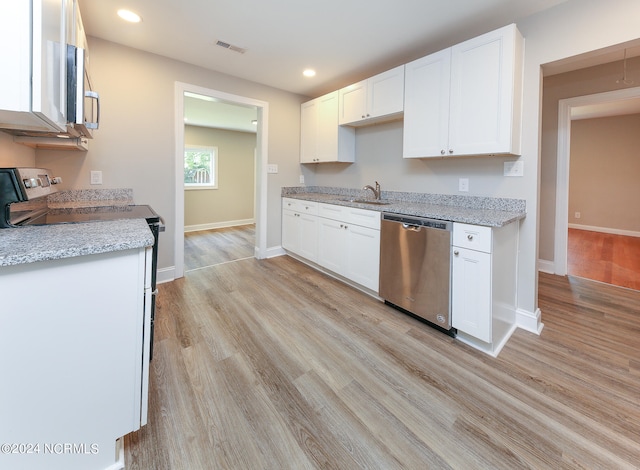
[516,307,544,335]
[156,266,176,285]
[568,223,640,238]
[185,219,255,233]
[538,259,555,274]
[175,82,269,279]
[555,87,640,276]
[261,245,286,259]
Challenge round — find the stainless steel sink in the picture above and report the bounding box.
[340,198,391,205]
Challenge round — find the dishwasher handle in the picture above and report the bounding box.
[402,223,422,232]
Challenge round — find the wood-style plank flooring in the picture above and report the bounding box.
[184,225,255,271]
[124,246,640,469]
[568,228,640,291]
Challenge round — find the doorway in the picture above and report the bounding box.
[174,82,269,279]
[555,87,640,287]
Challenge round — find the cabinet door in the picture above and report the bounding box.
[317,91,339,162]
[452,246,491,342]
[338,80,367,125]
[298,213,319,262]
[34,0,68,131]
[282,209,300,253]
[300,99,318,163]
[367,65,404,119]
[403,49,451,158]
[448,25,518,156]
[317,218,348,274]
[346,225,380,292]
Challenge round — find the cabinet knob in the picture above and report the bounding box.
[454,250,459,256]
[467,234,474,241]
[440,150,446,155]
[449,149,454,154]
[361,115,366,119]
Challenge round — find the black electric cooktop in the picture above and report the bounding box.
[23,204,160,225]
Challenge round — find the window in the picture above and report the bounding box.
[184,146,218,189]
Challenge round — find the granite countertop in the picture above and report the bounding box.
[0,219,154,267]
[282,186,526,227]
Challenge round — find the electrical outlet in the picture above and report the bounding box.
[458,178,469,192]
[299,174,305,184]
[575,212,581,219]
[90,170,102,185]
[504,161,524,177]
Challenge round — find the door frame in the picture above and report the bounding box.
[174,82,269,278]
[555,87,640,275]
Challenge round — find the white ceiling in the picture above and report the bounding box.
[79,0,571,98]
[80,0,640,128]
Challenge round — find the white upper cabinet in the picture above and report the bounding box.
[300,91,355,163]
[403,24,523,158]
[403,49,451,158]
[339,65,405,126]
[0,0,70,133]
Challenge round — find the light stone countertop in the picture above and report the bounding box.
[282,186,526,227]
[0,219,154,267]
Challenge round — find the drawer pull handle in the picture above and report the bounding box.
[454,250,459,256]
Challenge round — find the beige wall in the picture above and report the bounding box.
[184,125,256,228]
[568,114,640,233]
[35,37,307,273]
[0,131,35,167]
[539,58,640,261]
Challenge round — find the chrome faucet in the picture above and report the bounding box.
[363,181,381,200]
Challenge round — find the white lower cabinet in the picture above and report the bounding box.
[452,221,518,356]
[282,198,319,262]
[282,198,380,292]
[0,247,151,470]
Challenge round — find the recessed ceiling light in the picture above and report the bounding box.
[303,69,316,78]
[117,9,142,23]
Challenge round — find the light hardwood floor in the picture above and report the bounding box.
[184,225,255,271]
[124,253,640,469]
[568,228,640,291]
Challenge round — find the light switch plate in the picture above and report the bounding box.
[504,161,524,177]
[90,170,102,185]
[458,178,469,192]
[267,164,278,174]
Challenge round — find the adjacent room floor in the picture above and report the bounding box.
[124,230,640,469]
[184,224,255,271]
[568,228,640,291]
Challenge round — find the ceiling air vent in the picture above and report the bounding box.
[215,40,246,54]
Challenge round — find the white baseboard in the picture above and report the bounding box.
[516,307,543,335]
[569,223,640,238]
[157,266,176,284]
[261,245,286,259]
[185,218,255,233]
[538,259,555,274]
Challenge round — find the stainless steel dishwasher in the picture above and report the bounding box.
[379,213,455,335]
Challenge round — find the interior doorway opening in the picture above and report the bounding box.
[555,87,640,290]
[174,82,269,279]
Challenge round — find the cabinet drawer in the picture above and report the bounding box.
[297,200,318,215]
[319,202,348,221]
[282,198,318,215]
[319,203,380,230]
[346,207,380,230]
[282,198,300,211]
[453,222,492,253]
